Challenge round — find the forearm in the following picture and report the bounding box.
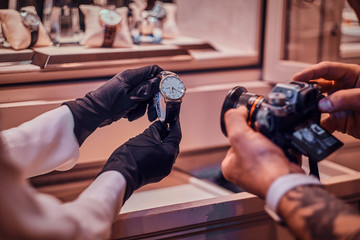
[60,171,126,239]
[1,106,79,177]
[278,185,360,240]
[0,169,125,239]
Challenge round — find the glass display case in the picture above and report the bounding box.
[0,0,265,157]
[264,0,360,83]
[0,0,263,84]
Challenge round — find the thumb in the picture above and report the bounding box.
[162,119,182,145]
[142,120,168,141]
[318,89,360,113]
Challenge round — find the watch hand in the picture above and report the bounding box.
[172,87,182,93]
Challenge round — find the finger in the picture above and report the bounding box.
[320,116,336,134]
[140,120,167,142]
[129,77,160,102]
[320,112,348,134]
[162,119,182,145]
[147,103,158,122]
[318,89,360,113]
[127,103,147,121]
[160,120,181,162]
[225,107,287,167]
[293,62,360,92]
[117,65,164,86]
[220,148,237,182]
[292,61,353,83]
[224,106,249,137]
[224,106,257,153]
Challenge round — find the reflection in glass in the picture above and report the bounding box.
[283,0,344,64]
[340,1,360,60]
[283,0,360,64]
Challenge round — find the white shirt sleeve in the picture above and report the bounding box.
[1,106,79,177]
[61,171,126,239]
[0,165,126,240]
[0,106,127,239]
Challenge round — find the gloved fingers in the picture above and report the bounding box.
[129,77,160,102]
[118,65,164,87]
[160,120,181,164]
[162,119,182,145]
[128,121,168,145]
[127,102,147,121]
[144,120,169,140]
[147,102,158,122]
[111,97,138,122]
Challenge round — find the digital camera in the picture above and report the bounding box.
[220,82,343,163]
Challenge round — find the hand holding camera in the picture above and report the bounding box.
[221,82,343,164]
[293,61,360,139]
[220,81,344,197]
[220,81,344,180]
[221,107,300,198]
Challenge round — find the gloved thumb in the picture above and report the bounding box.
[141,120,169,141]
[162,119,182,145]
[147,103,158,122]
[318,89,360,113]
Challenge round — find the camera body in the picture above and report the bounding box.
[220,82,343,163]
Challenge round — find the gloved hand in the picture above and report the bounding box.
[99,119,181,202]
[63,65,163,145]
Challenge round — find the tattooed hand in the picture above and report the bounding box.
[220,98,360,240]
[279,185,360,240]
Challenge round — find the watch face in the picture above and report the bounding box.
[160,76,185,100]
[21,11,40,28]
[99,9,121,26]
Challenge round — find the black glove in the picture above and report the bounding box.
[99,120,181,202]
[63,65,163,145]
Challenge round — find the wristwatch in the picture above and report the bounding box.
[148,1,167,20]
[154,71,186,123]
[20,10,40,48]
[99,9,121,47]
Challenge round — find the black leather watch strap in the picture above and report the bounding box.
[29,29,38,48]
[165,101,181,123]
[102,25,116,47]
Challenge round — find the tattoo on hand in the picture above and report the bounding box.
[280,185,360,240]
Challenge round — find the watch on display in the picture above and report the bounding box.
[148,1,167,20]
[20,10,40,48]
[154,71,186,123]
[99,9,121,47]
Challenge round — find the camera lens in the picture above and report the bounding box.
[220,86,264,137]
